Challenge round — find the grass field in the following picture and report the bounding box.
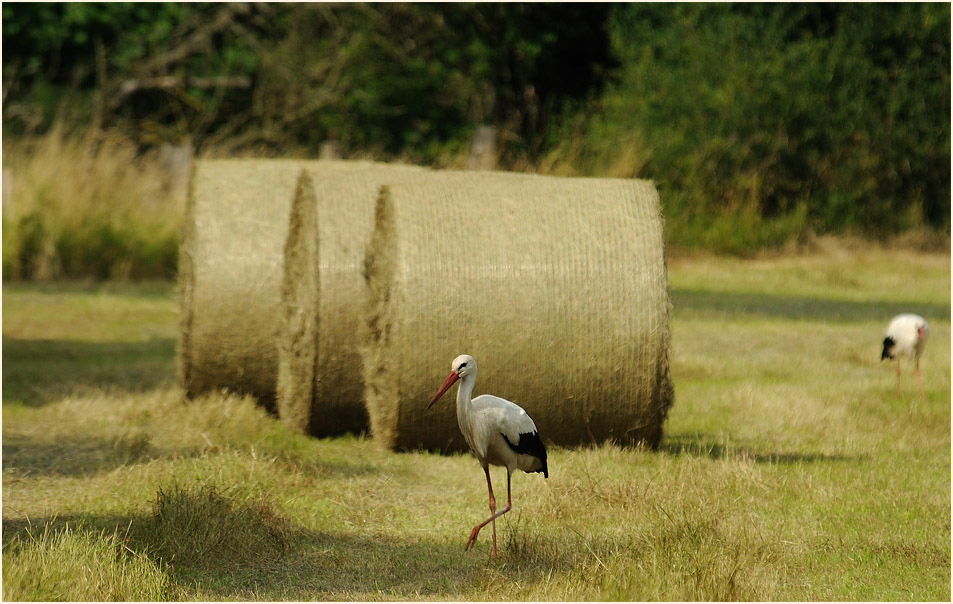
[2,246,950,600]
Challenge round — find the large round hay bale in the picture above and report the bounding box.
[178,158,418,409]
[277,163,430,435]
[362,173,673,452]
[178,159,307,407]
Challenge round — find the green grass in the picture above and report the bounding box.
[1,281,177,407]
[3,523,177,601]
[2,248,950,600]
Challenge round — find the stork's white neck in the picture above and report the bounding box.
[455,373,477,417]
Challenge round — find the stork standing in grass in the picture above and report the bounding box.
[427,354,548,558]
[881,313,929,399]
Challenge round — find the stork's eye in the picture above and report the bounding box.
[458,362,468,369]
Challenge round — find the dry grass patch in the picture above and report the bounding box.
[132,483,293,573]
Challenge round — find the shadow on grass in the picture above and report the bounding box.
[2,433,160,478]
[2,337,176,406]
[2,429,382,482]
[2,280,176,298]
[661,433,858,464]
[1,508,559,600]
[671,288,950,323]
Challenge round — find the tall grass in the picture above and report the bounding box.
[0,477,293,600]
[2,126,183,280]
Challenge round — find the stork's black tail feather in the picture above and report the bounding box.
[881,336,895,361]
[502,431,549,478]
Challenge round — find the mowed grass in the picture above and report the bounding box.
[2,246,950,600]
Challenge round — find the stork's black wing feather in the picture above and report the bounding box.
[882,336,895,361]
[502,431,549,478]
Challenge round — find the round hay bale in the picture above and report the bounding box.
[277,163,430,435]
[178,159,306,407]
[178,158,407,408]
[362,173,673,452]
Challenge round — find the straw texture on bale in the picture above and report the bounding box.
[276,168,318,430]
[277,162,430,435]
[178,159,307,407]
[179,158,420,409]
[362,174,673,452]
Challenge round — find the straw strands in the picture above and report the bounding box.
[277,163,430,435]
[362,173,672,452]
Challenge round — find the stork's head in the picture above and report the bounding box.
[451,354,477,378]
[427,354,476,409]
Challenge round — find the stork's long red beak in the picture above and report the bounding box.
[427,371,460,409]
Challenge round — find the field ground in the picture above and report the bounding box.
[2,247,950,600]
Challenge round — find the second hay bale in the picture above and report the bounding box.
[363,173,673,452]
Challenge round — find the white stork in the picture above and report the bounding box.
[881,313,929,399]
[427,354,548,558]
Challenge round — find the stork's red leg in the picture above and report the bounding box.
[466,467,494,552]
[915,365,925,400]
[895,360,902,397]
[490,488,497,557]
[465,469,513,558]
[463,466,496,551]
[483,466,496,514]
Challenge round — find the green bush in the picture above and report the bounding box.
[3,4,611,162]
[555,4,950,250]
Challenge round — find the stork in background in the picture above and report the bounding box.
[881,313,929,399]
[427,354,548,558]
